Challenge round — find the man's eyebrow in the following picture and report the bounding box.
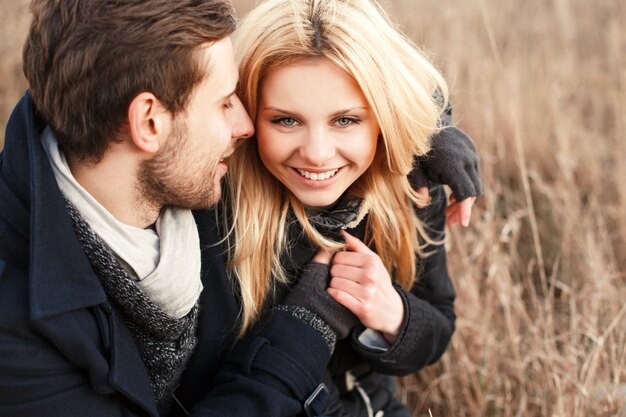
[218,82,238,102]
[219,89,235,102]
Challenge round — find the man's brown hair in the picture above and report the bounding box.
[23,0,236,161]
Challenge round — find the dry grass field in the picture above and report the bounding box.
[1,0,625,416]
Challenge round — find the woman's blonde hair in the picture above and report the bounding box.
[227,0,449,335]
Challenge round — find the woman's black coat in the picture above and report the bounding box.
[275,188,457,416]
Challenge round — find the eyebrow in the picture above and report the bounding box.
[260,107,303,118]
[260,106,369,117]
[329,107,369,117]
[218,82,238,102]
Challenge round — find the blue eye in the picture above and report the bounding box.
[335,117,359,127]
[270,117,298,127]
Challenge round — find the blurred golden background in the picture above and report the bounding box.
[1,0,624,416]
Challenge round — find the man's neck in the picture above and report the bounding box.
[67,151,160,229]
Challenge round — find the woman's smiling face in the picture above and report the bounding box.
[255,58,380,208]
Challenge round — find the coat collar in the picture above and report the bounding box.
[1,92,107,320]
[282,199,369,279]
[305,195,368,238]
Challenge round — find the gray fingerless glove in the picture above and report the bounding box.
[283,262,359,340]
[409,126,483,201]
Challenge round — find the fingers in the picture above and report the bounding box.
[327,276,374,319]
[327,287,361,315]
[445,195,476,227]
[330,262,368,281]
[330,253,386,289]
[340,230,374,254]
[332,251,369,269]
[327,271,404,335]
[445,203,460,226]
[328,276,368,302]
[445,193,459,226]
[458,196,476,227]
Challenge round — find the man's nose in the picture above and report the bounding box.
[232,98,255,141]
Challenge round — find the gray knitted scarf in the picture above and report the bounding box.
[64,199,199,415]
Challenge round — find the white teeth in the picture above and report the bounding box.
[297,168,338,181]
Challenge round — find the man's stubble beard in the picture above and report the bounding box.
[137,119,222,213]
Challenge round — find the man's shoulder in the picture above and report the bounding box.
[0,203,33,327]
[0,220,7,246]
[0,211,29,268]
[0,241,31,328]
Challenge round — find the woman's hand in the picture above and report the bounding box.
[415,186,476,227]
[283,249,359,340]
[327,230,405,344]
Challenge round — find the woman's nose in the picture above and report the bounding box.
[298,128,335,166]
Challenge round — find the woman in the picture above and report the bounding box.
[224,0,479,415]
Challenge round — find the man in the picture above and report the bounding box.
[0,1,341,416]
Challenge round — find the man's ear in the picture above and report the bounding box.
[127,92,172,154]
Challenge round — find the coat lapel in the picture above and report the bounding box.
[107,305,159,416]
[3,92,158,416]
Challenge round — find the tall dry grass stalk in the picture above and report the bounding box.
[1,0,624,416]
[386,0,626,416]
[0,0,29,140]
